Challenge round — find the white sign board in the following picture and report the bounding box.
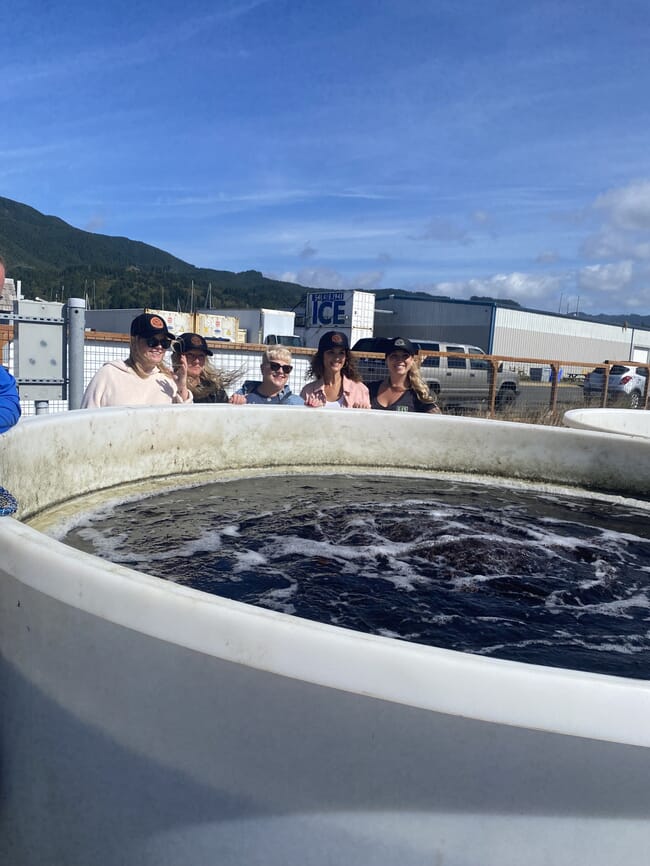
[303,290,375,348]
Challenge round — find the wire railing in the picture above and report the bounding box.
[1,327,648,421]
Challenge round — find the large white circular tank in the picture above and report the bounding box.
[564,407,650,438]
[2,406,650,866]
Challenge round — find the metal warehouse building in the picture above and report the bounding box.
[372,296,650,365]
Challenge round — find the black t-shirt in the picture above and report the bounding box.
[368,380,435,413]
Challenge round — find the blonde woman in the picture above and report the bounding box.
[81,313,191,408]
[368,337,440,413]
[230,346,304,405]
[171,333,239,403]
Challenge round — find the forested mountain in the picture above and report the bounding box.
[2,196,646,326]
[0,196,308,311]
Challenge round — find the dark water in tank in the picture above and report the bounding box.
[59,474,650,679]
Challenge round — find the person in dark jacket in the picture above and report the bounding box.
[0,364,20,433]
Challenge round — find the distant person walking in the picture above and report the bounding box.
[81,313,192,408]
[301,331,370,408]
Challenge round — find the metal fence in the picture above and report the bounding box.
[1,326,649,420]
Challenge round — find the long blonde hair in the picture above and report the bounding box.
[170,344,241,400]
[389,356,437,405]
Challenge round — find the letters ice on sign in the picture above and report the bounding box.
[309,292,347,327]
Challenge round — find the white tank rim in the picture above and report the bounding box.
[3,406,650,749]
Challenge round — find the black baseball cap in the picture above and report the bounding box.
[130,313,175,340]
[385,337,419,356]
[175,332,213,356]
[318,331,349,352]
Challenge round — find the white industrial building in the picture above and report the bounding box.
[372,296,650,365]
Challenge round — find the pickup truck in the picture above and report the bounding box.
[352,338,519,411]
[264,334,304,348]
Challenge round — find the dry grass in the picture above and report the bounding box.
[450,402,587,426]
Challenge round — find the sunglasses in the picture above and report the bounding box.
[146,337,172,349]
[269,362,293,374]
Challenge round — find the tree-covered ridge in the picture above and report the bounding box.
[0,196,307,310]
[3,196,646,326]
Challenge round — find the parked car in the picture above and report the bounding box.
[351,338,519,411]
[582,364,649,409]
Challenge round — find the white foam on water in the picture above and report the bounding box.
[55,472,650,678]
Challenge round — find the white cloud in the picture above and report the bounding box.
[582,179,650,262]
[577,261,634,294]
[594,180,650,231]
[581,229,650,262]
[428,271,566,304]
[354,270,385,290]
[274,266,384,291]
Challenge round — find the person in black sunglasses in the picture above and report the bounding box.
[230,347,304,406]
[81,313,192,408]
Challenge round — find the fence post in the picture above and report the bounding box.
[67,298,86,410]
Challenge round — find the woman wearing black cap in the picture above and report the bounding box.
[171,333,239,403]
[369,337,440,414]
[81,313,192,408]
[301,331,370,409]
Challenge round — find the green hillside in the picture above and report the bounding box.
[2,196,644,327]
[0,196,308,311]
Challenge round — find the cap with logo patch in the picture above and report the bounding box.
[130,313,175,340]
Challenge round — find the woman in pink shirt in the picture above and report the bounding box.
[301,331,370,409]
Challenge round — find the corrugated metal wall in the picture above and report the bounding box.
[373,298,494,349]
[372,298,650,365]
[492,308,650,363]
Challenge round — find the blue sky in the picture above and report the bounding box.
[3,0,650,315]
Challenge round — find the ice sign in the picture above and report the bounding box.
[309,292,347,327]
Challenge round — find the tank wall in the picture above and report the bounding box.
[564,408,650,438]
[3,574,650,866]
[4,406,650,523]
[3,407,650,865]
